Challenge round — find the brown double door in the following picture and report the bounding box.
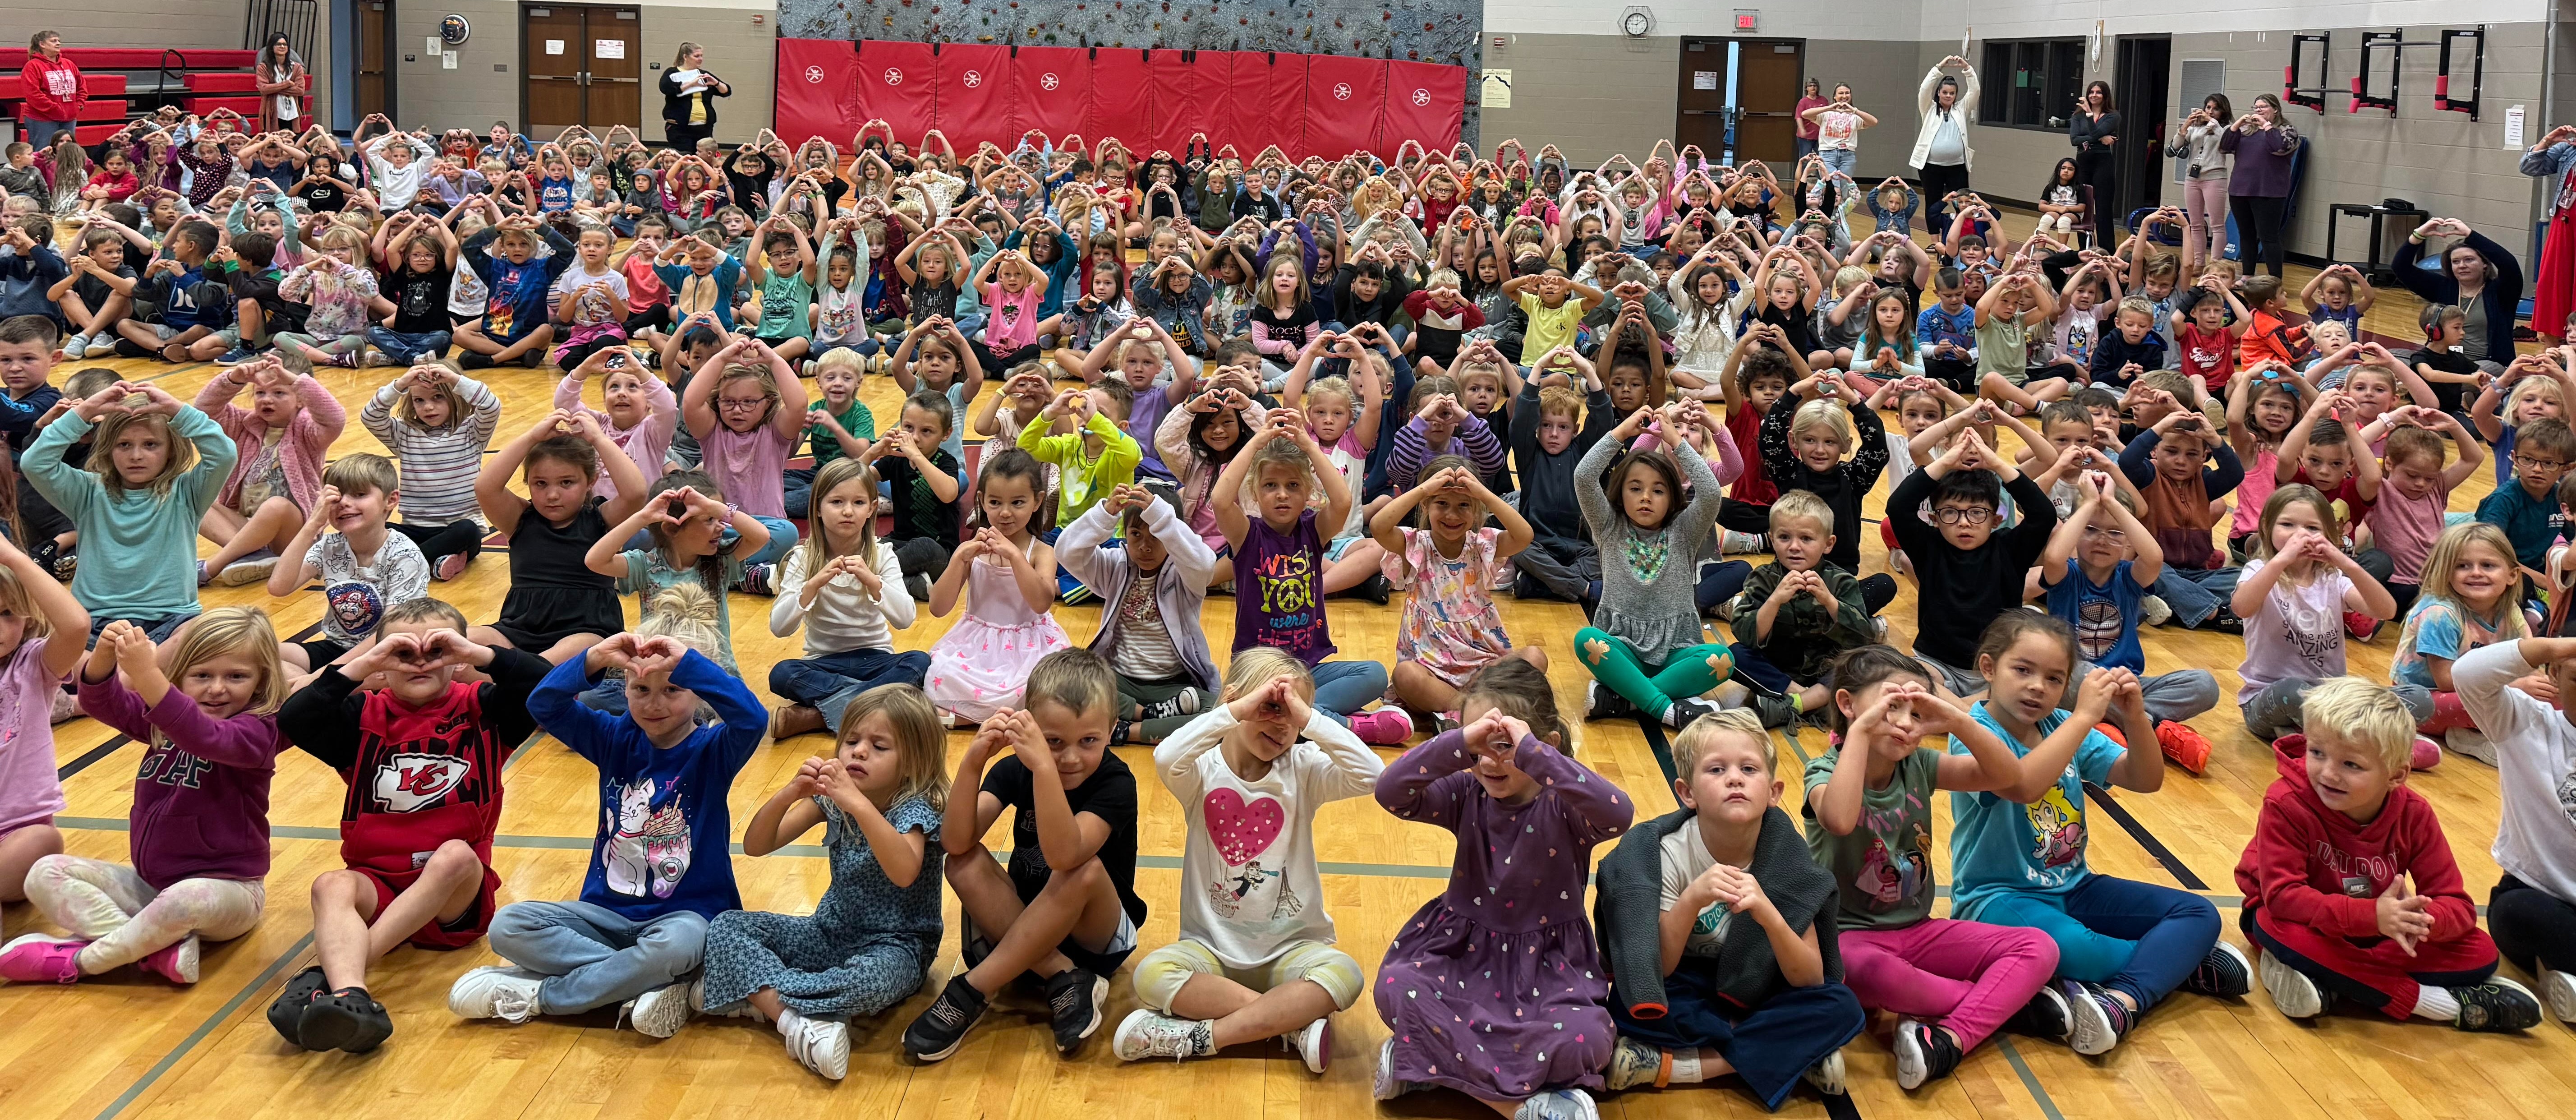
[523,4,640,134]
[1674,37,1806,166]
[355,0,393,119]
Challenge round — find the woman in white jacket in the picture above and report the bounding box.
[1910,56,1979,236]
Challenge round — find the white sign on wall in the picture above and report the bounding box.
[595,39,623,60]
[544,39,565,55]
[1481,69,1511,109]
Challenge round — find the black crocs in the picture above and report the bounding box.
[266,966,328,1048]
[298,986,396,1054]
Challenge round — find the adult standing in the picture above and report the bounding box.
[658,42,731,152]
[2396,217,2525,367]
[2067,80,2121,248]
[1794,78,1827,162]
[253,32,308,136]
[2219,93,2301,279]
[1909,56,1978,236]
[1801,83,1876,179]
[2166,94,2234,272]
[18,31,83,148]
[2520,122,2576,343]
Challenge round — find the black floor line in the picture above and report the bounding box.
[56,735,131,781]
[2084,780,2209,890]
[1822,1086,1865,1119]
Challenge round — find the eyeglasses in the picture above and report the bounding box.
[1932,507,1996,525]
[2080,525,2128,543]
[2513,455,2571,473]
[718,398,767,412]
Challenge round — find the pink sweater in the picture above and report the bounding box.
[554,372,680,498]
[196,373,348,514]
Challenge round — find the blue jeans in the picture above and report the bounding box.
[742,516,797,570]
[1794,137,1819,161]
[488,899,709,1014]
[782,467,818,520]
[368,327,453,364]
[1308,659,1390,727]
[23,119,75,148]
[2150,565,2240,628]
[1977,874,2220,1014]
[90,612,195,644]
[770,647,934,732]
[1817,147,1858,176]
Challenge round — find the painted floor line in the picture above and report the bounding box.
[95,933,315,1120]
[1993,1037,2068,1120]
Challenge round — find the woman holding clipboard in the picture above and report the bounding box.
[659,41,731,151]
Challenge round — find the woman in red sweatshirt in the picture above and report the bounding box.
[18,30,83,148]
[2234,678,2541,1030]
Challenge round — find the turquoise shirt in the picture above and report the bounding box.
[1945,701,2125,921]
[25,405,238,620]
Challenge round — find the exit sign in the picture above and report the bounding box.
[1734,9,1758,31]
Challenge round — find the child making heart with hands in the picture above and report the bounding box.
[1370,459,1544,724]
[925,449,1071,724]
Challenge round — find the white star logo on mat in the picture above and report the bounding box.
[1413,88,1431,106]
[883,68,904,86]
[1333,83,1352,101]
[963,69,984,88]
[1042,72,1060,90]
[804,66,825,84]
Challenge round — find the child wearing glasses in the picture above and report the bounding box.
[1882,426,2059,698]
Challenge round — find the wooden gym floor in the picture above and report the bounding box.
[5,230,2571,1120]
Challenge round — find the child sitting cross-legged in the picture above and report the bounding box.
[2236,676,2544,1033]
[1594,708,1864,1109]
[1058,482,1219,746]
[1110,647,1383,1070]
[1725,491,1878,730]
[1370,454,1546,729]
[2035,473,2222,770]
[1885,429,2059,697]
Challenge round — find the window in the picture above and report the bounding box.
[1979,39,2085,129]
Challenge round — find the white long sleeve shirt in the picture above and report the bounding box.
[1152,706,1383,968]
[2453,642,2576,904]
[768,543,916,656]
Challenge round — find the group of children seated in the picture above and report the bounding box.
[0,114,2572,1120]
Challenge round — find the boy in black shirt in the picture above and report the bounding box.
[904,649,1141,1062]
[865,388,965,604]
[1508,360,1615,604]
[1884,430,2059,695]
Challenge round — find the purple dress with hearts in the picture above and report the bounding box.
[1373,729,1634,1100]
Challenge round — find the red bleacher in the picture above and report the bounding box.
[0,49,257,69]
[1,47,303,139]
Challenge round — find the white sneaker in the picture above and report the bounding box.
[1801,1048,1847,1096]
[61,333,86,360]
[625,977,699,1038]
[783,1014,850,1079]
[2446,727,2497,766]
[1372,1036,1424,1100]
[2258,949,2323,1019]
[449,965,543,1023]
[2542,968,2576,1023]
[2140,595,2174,627]
[1112,1008,1210,1061]
[1512,1089,1597,1120]
[1281,1015,1329,1073]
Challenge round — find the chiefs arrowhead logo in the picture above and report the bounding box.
[373,752,469,812]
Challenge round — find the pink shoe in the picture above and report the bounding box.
[1347,707,1415,746]
[0,933,88,983]
[2411,736,2443,772]
[137,935,200,984]
[434,551,471,581]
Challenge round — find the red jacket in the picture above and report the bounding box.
[19,55,83,121]
[2231,734,2480,942]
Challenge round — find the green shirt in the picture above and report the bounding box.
[1801,746,1940,930]
[1974,313,2030,383]
[805,397,878,468]
[1018,411,1141,527]
[752,271,815,341]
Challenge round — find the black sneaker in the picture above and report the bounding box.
[1044,967,1109,1053]
[902,975,990,1062]
[2451,979,2545,1032]
[265,966,328,1046]
[1109,719,1134,746]
[1892,1018,1961,1090]
[299,986,396,1053]
[740,563,775,596]
[2005,983,2070,1042]
[2182,941,2251,997]
[1752,692,1799,730]
[1355,572,1391,605]
[1137,688,1201,720]
[905,573,932,603]
[2202,607,2246,636]
[1585,681,1637,721]
[1664,696,1721,729]
[517,349,544,368]
[457,351,497,370]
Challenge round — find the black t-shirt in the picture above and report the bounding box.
[228,266,306,335]
[1883,470,2058,669]
[2407,346,2479,413]
[881,447,962,550]
[386,264,455,333]
[981,752,1145,926]
[70,264,135,311]
[297,177,348,213]
[909,279,961,323]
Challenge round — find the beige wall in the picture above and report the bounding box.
[16,2,332,128]
[386,0,773,143]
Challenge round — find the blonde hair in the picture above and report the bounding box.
[836,684,951,812]
[2299,676,2420,774]
[636,583,724,659]
[1788,397,1854,452]
[1672,707,1772,776]
[1300,374,1357,413]
[1222,646,1315,701]
[813,346,867,382]
[1536,386,1585,420]
[163,607,289,726]
[1025,647,1116,718]
[1830,265,1870,297]
[0,566,50,641]
[2509,374,2567,427]
[796,457,881,576]
[2418,522,2529,639]
[1767,489,1833,538]
[393,361,473,429]
[85,410,198,499]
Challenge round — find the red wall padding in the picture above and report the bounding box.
[772,39,1462,160]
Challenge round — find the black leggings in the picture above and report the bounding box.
[2492,873,2576,978]
[391,517,484,566]
[2076,148,2121,247]
[664,121,714,152]
[2231,194,2288,277]
[1915,161,1970,235]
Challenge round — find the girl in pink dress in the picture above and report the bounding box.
[1370,453,1549,724]
[925,449,1071,723]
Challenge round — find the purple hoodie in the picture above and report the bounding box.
[78,672,281,888]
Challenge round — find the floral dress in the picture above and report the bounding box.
[700,795,945,1018]
[925,539,1072,721]
[1384,526,1516,689]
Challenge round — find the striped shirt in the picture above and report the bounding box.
[359,375,502,522]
